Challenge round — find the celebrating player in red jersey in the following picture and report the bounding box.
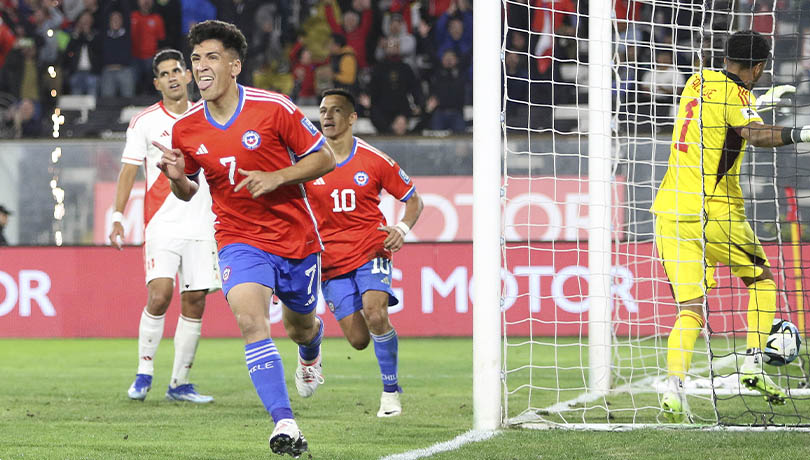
[308,89,423,417]
[154,21,334,457]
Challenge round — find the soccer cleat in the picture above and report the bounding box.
[294,356,324,398]
[660,376,692,423]
[377,390,402,417]
[127,374,152,401]
[269,418,308,458]
[740,350,787,405]
[165,383,214,403]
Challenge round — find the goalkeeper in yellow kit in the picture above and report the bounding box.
[652,30,808,423]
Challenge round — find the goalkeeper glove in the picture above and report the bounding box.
[756,85,796,113]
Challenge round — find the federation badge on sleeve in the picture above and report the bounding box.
[300,116,319,136]
[398,169,411,184]
[740,107,760,120]
[354,171,369,186]
[241,130,261,150]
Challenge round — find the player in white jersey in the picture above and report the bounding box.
[109,49,220,403]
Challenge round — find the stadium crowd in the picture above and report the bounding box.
[0,0,806,138]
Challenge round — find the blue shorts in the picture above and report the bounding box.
[218,243,321,314]
[322,257,399,321]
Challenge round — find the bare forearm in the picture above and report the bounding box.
[170,176,199,201]
[280,145,336,185]
[113,164,138,212]
[740,123,792,148]
[401,191,424,228]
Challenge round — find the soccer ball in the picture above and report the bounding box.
[763,319,802,366]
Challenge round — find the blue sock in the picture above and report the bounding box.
[371,328,399,393]
[298,316,323,363]
[245,339,293,423]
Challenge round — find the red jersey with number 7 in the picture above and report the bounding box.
[307,137,415,280]
[172,85,326,258]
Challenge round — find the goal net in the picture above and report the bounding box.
[492,0,810,428]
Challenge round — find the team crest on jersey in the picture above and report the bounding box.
[354,171,369,186]
[398,169,411,184]
[222,266,231,281]
[241,130,261,150]
[327,301,336,312]
[300,116,318,136]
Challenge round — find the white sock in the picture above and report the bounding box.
[137,308,165,375]
[170,315,202,388]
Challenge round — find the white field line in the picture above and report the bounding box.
[379,430,500,460]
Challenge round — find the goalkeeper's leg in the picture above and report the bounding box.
[739,271,786,404]
[662,303,704,423]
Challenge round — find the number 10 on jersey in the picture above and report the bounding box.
[330,189,356,212]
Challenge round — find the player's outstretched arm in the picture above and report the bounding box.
[152,141,199,201]
[235,142,336,198]
[739,122,810,148]
[379,190,424,252]
[109,163,139,250]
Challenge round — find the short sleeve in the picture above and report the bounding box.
[377,154,415,202]
[724,86,763,128]
[121,123,146,166]
[276,104,325,160]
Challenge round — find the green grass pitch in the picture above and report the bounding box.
[0,338,809,459]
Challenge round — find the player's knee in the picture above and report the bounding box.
[181,292,206,318]
[147,291,172,314]
[348,334,370,350]
[364,308,389,333]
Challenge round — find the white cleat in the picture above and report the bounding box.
[377,391,402,417]
[294,356,324,398]
[269,418,308,457]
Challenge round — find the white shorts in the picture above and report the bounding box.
[144,238,221,293]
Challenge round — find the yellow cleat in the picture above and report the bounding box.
[661,376,692,423]
[740,351,787,405]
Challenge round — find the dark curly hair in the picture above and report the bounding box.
[725,30,770,68]
[187,20,247,62]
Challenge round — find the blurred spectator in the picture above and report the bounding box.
[503,51,529,128]
[64,10,101,96]
[131,0,165,95]
[530,0,575,77]
[250,3,291,94]
[181,0,215,35]
[434,3,472,77]
[376,13,416,70]
[3,97,41,138]
[0,204,10,246]
[0,15,15,70]
[327,33,357,91]
[425,49,466,133]
[365,37,422,135]
[291,45,318,105]
[154,0,182,51]
[62,0,87,22]
[639,50,684,128]
[324,0,373,69]
[30,2,64,68]
[100,10,134,98]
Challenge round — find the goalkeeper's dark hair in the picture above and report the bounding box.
[187,20,247,62]
[321,88,356,112]
[725,30,770,68]
[152,49,185,76]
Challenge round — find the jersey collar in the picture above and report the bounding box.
[721,70,746,89]
[203,84,245,130]
[336,137,358,167]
